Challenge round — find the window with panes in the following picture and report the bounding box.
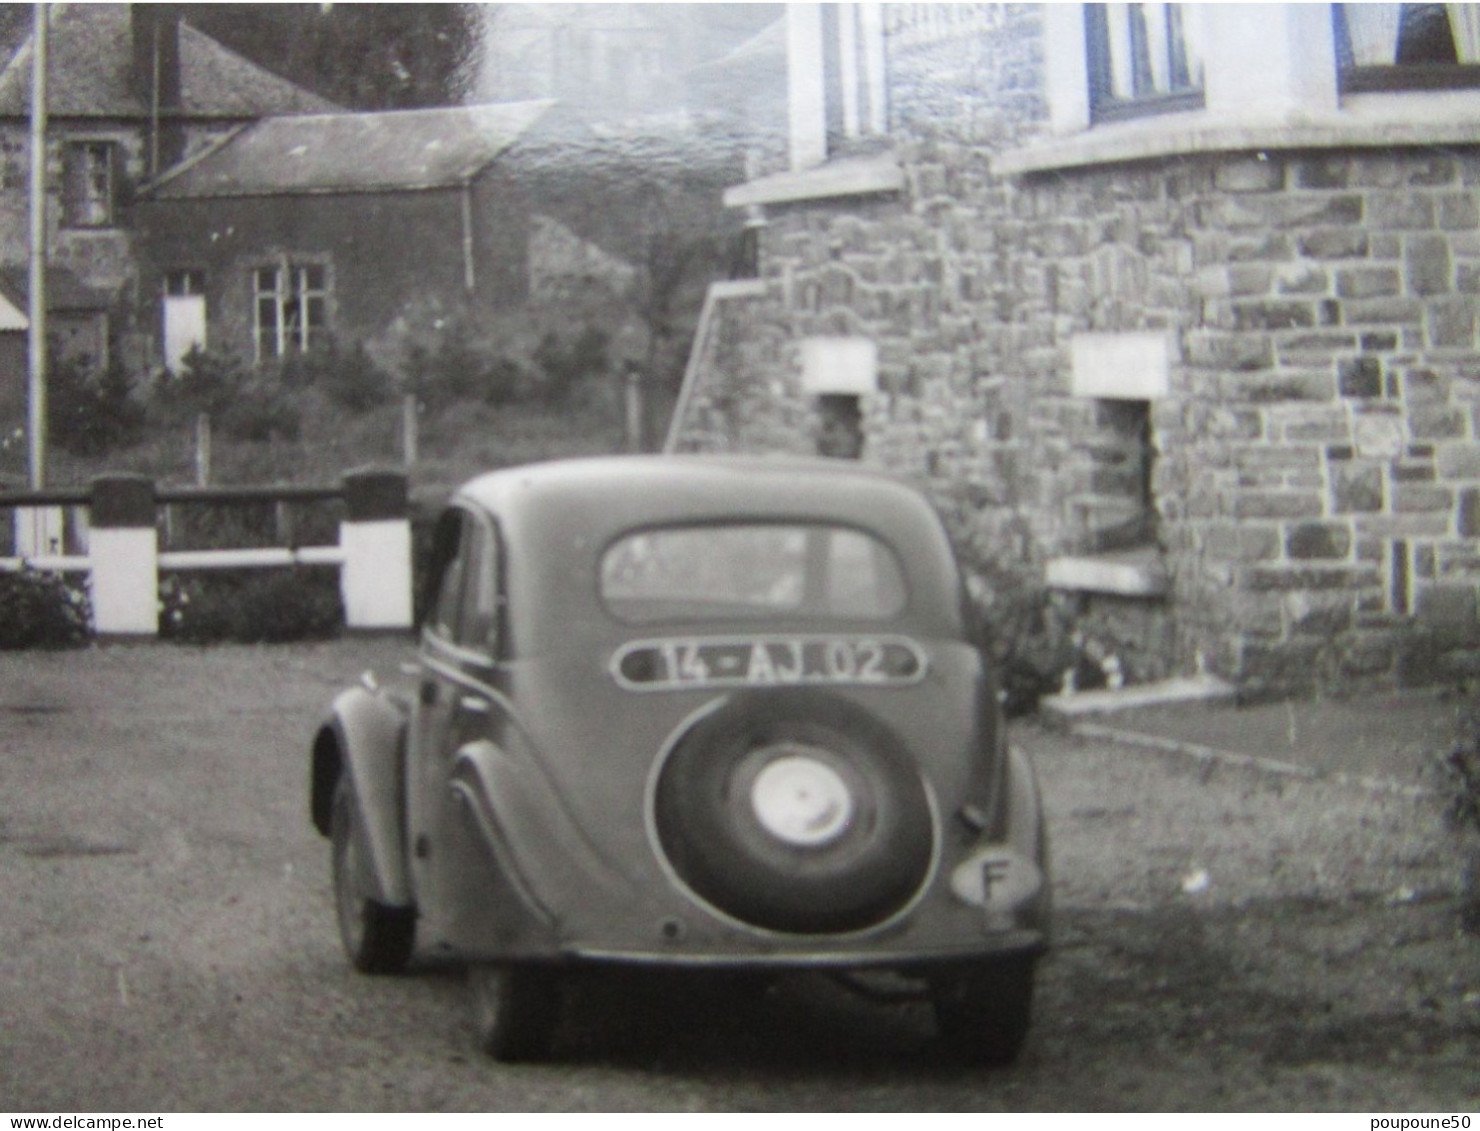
[1085,3,1206,123]
[62,141,115,228]
[253,263,327,360]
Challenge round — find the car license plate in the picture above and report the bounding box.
[611,635,927,691]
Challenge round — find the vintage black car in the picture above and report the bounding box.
[310,455,1050,1063]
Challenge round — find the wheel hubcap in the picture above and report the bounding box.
[749,749,855,847]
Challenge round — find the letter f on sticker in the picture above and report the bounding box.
[981,858,1011,904]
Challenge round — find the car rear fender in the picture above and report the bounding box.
[449,738,630,918]
[309,686,413,908]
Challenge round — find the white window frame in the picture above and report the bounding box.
[1084,3,1206,124]
[1005,4,1480,175]
[252,262,328,361]
[786,2,887,172]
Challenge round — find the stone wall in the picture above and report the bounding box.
[674,138,1480,695]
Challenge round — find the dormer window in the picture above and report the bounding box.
[1336,3,1480,91]
[1085,3,1206,123]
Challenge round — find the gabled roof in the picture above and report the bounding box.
[0,5,339,119]
[147,101,561,199]
[686,17,785,80]
[0,264,113,313]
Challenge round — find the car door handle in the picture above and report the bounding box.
[458,695,490,715]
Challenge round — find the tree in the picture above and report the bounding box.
[178,4,479,110]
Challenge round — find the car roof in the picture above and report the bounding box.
[450,455,970,645]
[457,454,933,531]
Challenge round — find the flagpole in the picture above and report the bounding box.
[27,1,46,489]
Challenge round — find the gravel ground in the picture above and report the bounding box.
[0,640,1476,1111]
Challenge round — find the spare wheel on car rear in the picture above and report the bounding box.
[652,689,936,934]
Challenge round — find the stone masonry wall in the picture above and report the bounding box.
[674,143,1480,695]
[672,5,1480,694]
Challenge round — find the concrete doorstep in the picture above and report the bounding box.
[1038,675,1238,725]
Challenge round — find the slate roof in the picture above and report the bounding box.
[0,264,113,313]
[147,101,561,199]
[0,5,339,119]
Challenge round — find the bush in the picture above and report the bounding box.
[397,307,532,409]
[532,326,609,405]
[970,577,1090,718]
[0,568,91,649]
[159,569,342,644]
[281,340,394,413]
[155,347,302,442]
[48,354,146,456]
[155,345,249,420]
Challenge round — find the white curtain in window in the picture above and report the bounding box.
[1107,3,1134,97]
[1448,3,1480,60]
[1345,3,1402,64]
[1179,3,1206,88]
[1144,2,1170,90]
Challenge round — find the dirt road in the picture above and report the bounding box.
[0,641,1476,1111]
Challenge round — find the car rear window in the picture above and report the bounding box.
[600,523,907,624]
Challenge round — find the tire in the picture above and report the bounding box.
[468,964,560,1062]
[330,776,415,975]
[653,689,934,934]
[930,954,1036,1066]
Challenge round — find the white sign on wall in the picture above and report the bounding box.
[799,336,878,395]
[1071,332,1170,400]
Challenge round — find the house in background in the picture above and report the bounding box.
[133,99,748,391]
[0,3,766,405]
[669,2,1480,696]
[135,101,587,368]
[0,4,338,381]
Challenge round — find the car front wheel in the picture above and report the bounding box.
[929,954,1036,1066]
[468,964,560,1062]
[330,776,415,974]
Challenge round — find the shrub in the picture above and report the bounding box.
[532,326,609,405]
[48,354,146,456]
[155,345,249,420]
[397,307,531,409]
[281,340,394,413]
[159,568,342,644]
[219,383,302,443]
[154,347,302,442]
[0,568,91,649]
[970,576,1089,718]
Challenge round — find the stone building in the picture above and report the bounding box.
[0,4,337,374]
[667,2,1480,696]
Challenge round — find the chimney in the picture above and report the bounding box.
[131,5,183,175]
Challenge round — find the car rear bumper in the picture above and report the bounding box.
[560,929,1047,969]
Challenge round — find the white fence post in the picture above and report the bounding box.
[339,468,413,630]
[89,474,159,636]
